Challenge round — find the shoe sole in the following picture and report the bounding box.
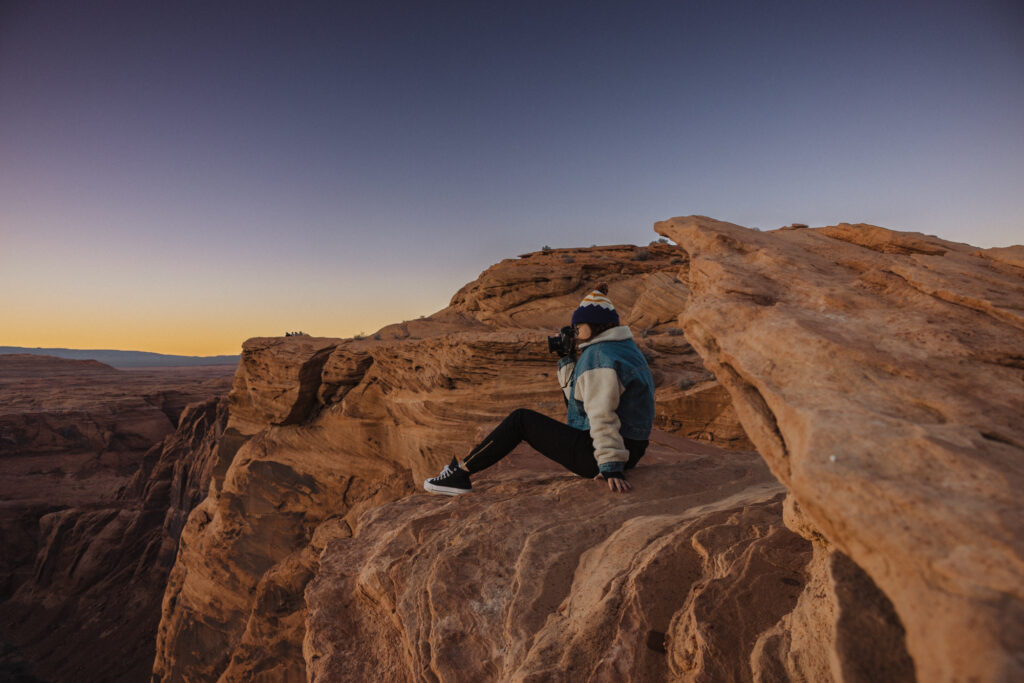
[423,480,471,495]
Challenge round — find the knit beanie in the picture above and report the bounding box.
[571,284,620,326]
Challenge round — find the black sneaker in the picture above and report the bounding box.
[424,457,472,495]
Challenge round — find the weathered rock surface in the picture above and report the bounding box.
[655,216,1024,682]
[304,438,810,682]
[149,221,1023,682]
[152,245,756,682]
[749,495,916,683]
[0,356,233,681]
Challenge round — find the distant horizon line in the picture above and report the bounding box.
[0,345,241,368]
[0,344,239,358]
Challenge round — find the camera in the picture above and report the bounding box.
[547,325,576,357]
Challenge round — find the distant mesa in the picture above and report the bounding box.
[0,353,120,376]
[0,346,240,369]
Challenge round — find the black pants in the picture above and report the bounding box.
[463,408,648,478]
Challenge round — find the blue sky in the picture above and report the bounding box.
[1,0,1021,353]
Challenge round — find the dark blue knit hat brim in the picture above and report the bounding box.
[571,305,620,326]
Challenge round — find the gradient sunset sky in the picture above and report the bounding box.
[2,0,1022,356]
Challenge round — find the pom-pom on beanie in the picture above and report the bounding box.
[571,283,619,327]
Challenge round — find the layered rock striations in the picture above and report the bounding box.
[150,223,1023,682]
[654,216,1024,682]
[0,356,233,681]
[304,438,809,682]
[152,245,758,681]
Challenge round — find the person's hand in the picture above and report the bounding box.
[594,473,632,493]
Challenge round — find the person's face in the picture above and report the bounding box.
[574,323,593,341]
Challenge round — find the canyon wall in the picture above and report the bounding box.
[152,244,774,681]
[11,218,1016,681]
[0,358,233,681]
[150,223,1024,681]
[653,217,1024,682]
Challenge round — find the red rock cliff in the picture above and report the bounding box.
[152,243,769,681]
[152,227,1022,682]
[0,358,233,681]
[652,216,1024,683]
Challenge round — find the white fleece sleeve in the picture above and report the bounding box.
[557,359,576,401]
[575,367,628,467]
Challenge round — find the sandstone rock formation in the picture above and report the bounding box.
[654,216,1024,682]
[304,437,809,682]
[152,245,757,681]
[15,217,1018,681]
[148,225,1024,681]
[0,356,233,681]
[152,222,1023,682]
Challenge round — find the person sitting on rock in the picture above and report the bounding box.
[424,284,655,495]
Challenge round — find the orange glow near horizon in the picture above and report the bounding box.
[2,305,437,356]
[1,214,472,356]
[1,265,456,356]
